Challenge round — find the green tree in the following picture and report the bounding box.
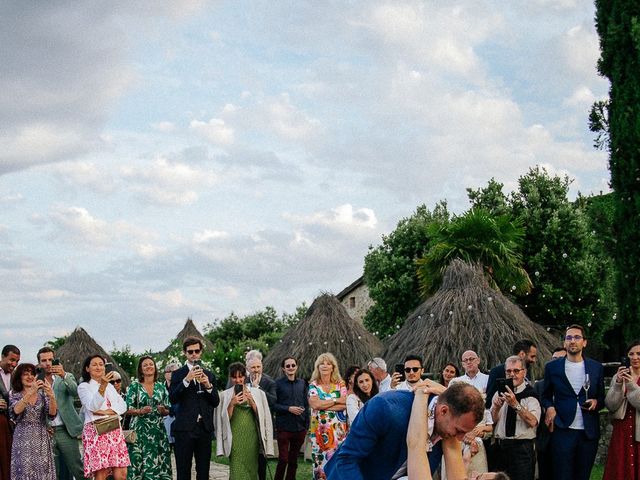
[203,304,308,377]
[363,202,449,337]
[109,344,139,378]
[468,167,615,344]
[45,335,69,351]
[594,0,640,343]
[416,208,531,297]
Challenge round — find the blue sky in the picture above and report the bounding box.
[0,1,609,362]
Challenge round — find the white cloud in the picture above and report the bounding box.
[133,243,167,259]
[285,204,378,230]
[190,118,235,145]
[193,230,230,243]
[151,121,176,132]
[263,94,322,141]
[50,206,112,247]
[148,289,185,308]
[121,156,217,205]
[52,161,116,193]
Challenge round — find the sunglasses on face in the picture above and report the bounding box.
[186,349,201,354]
[109,379,122,384]
[284,364,297,368]
[404,367,421,373]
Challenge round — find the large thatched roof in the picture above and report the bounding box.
[384,259,559,379]
[263,293,384,380]
[162,318,214,355]
[56,327,131,387]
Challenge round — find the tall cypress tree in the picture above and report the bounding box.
[593,0,640,341]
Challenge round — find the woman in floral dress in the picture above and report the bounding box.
[125,356,172,480]
[9,363,57,480]
[308,353,347,480]
[78,354,130,480]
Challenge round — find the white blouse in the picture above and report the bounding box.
[77,379,127,424]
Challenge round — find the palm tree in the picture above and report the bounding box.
[416,208,532,297]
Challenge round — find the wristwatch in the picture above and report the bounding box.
[515,404,523,412]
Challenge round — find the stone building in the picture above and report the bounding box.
[336,276,374,324]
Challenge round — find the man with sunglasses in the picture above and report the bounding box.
[37,346,86,480]
[490,355,540,480]
[169,336,220,480]
[541,324,604,480]
[273,356,309,480]
[395,355,424,391]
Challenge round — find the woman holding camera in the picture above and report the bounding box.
[78,354,130,480]
[9,363,57,479]
[215,362,273,480]
[603,340,640,480]
[125,356,172,480]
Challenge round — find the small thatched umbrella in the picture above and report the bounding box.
[162,318,214,356]
[384,259,558,379]
[56,327,131,388]
[263,293,384,380]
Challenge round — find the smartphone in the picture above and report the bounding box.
[497,378,514,395]
[193,360,202,369]
[36,368,46,382]
[105,363,114,374]
[394,363,405,382]
[622,356,631,369]
[234,383,243,395]
[52,358,60,366]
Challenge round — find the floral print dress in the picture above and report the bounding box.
[125,381,172,480]
[308,381,348,480]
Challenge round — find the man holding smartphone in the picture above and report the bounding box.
[38,346,87,480]
[169,336,220,480]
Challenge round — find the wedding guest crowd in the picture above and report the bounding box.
[0,322,635,480]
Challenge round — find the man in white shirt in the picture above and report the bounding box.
[450,350,489,393]
[368,357,393,392]
[490,356,540,480]
[394,355,424,391]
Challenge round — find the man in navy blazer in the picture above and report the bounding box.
[541,324,604,480]
[325,381,484,480]
[170,336,220,480]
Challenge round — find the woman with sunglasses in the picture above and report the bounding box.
[273,356,309,480]
[125,355,172,480]
[346,368,378,426]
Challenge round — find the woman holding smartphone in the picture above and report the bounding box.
[9,363,57,479]
[78,354,130,480]
[215,362,273,480]
[125,356,172,480]
[603,339,640,480]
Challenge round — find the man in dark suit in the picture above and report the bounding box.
[169,336,220,480]
[541,324,604,480]
[0,344,20,480]
[325,382,484,480]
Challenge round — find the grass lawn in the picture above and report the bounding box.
[591,463,604,480]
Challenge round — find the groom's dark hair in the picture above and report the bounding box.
[438,382,484,423]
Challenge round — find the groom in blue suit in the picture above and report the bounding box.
[541,324,604,480]
[325,381,484,480]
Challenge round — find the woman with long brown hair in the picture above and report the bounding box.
[125,355,172,480]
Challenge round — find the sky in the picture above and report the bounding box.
[0,1,610,362]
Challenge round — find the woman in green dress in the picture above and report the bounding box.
[125,356,172,480]
[215,362,274,480]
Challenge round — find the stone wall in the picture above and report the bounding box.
[340,283,374,324]
[596,410,612,465]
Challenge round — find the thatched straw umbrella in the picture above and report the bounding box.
[384,259,559,379]
[263,293,384,380]
[56,327,131,388]
[162,318,214,356]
